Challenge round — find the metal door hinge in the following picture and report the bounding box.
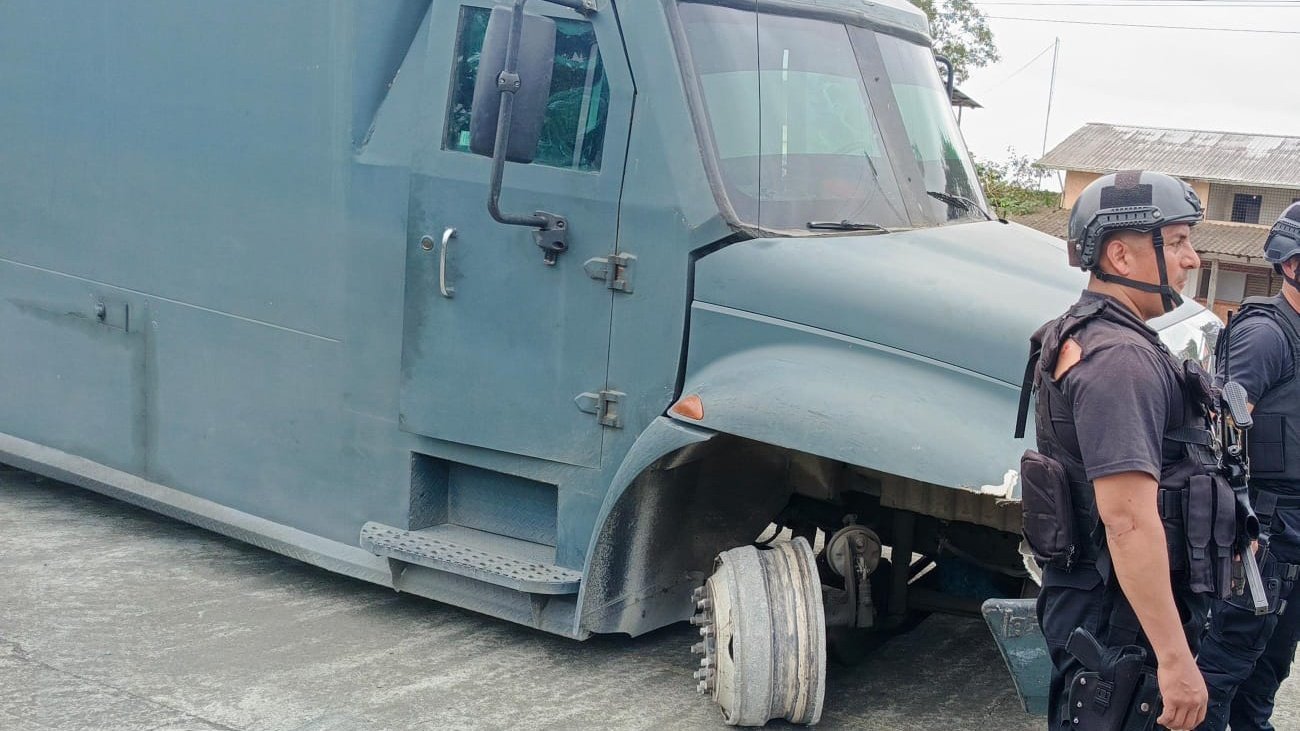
[575,389,625,428]
[584,253,635,293]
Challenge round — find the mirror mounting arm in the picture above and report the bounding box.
[934,55,955,102]
[485,0,597,265]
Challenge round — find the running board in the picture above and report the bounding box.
[360,522,581,595]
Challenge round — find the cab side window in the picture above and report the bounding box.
[445,6,609,172]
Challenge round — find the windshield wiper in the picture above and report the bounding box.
[926,190,994,221]
[807,220,889,232]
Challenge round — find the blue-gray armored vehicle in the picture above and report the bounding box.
[0,0,1221,724]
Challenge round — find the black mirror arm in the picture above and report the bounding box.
[935,55,955,102]
[486,0,588,266]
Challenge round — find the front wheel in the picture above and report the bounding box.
[689,537,826,726]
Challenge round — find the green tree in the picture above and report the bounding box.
[975,149,1059,217]
[911,0,999,84]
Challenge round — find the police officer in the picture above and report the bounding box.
[1196,203,1300,731]
[1017,170,1238,730]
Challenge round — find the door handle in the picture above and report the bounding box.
[439,227,456,298]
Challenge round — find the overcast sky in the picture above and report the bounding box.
[955,1,1300,184]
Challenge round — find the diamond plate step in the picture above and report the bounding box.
[359,522,581,595]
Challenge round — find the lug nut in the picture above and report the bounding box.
[692,586,706,601]
[696,598,711,611]
[700,657,714,668]
[689,614,704,626]
[697,680,709,694]
[700,625,713,637]
[690,641,705,655]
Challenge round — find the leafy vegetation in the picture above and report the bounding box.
[975,150,1059,217]
[910,0,999,84]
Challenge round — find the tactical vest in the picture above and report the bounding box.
[1016,296,1234,598]
[1226,294,1300,493]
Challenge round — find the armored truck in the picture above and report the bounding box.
[0,0,1220,724]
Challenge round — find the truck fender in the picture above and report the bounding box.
[672,342,1023,496]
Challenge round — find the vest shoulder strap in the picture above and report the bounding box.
[1015,299,1109,439]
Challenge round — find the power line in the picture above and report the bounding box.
[982,39,1057,91]
[984,15,1300,32]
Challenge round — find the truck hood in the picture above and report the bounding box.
[692,221,1087,386]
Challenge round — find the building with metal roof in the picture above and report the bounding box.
[1030,123,1300,320]
[1039,123,1300,190]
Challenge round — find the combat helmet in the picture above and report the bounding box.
[1067,170,1203,313]
[1264,202,1300,290]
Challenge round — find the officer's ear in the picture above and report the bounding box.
[1285,256,1300,279]
[1098,232,1136,275]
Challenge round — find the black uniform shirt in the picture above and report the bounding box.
[1053,292,1185,483]
[1221,316,1293,403]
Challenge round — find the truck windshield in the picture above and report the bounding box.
[676,3,986,234]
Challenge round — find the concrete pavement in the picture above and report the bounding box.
[1,464,1294,730]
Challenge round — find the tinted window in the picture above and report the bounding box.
[679,6,907,231]
[677,4,987,233]
[874,33,983,219]
[445,7,609,172]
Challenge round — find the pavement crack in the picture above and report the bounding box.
[1,641,245,731]
[0,642,27,662]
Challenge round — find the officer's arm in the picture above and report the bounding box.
[1094,472,1207,729]
[1093,474,1188,659]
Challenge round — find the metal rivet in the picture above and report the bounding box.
[1140,703,1150,713]
[420,235,435,251]
[1079,678,1087,686]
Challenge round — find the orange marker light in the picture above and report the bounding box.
[671,394,704,420]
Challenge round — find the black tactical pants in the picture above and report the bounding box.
[1198,501,1300,731]
[1039,565,1205,730]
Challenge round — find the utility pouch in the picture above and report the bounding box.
[1212,475,1238,600]
[1064,628,1147,730]
[1184,475,1218,596]
[1020,450,1076,570]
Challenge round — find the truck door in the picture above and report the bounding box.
[399,2,632,468]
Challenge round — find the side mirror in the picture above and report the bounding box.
[469,6,556,163]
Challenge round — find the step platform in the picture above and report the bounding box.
[360,522,581,595]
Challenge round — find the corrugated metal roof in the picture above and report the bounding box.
[951,87,982,110]
[1012,208,1272,262]
[1038,124,1300,189]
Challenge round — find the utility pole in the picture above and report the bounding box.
[1041,37,1061,189]
[1041,37,1059,158]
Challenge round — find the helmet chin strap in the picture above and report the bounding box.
[1278,263,1300,292]
[1092,228,1183,314]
